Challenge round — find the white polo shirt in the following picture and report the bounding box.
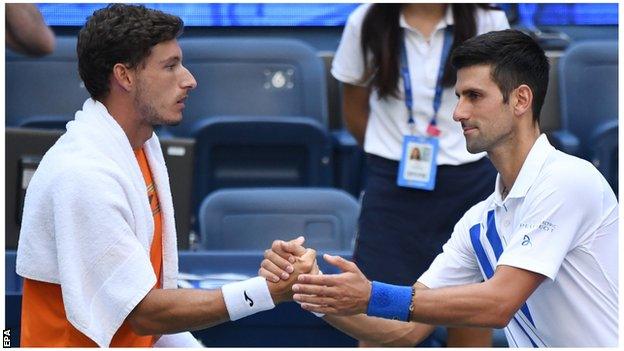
[331,4,509,164]
[418,135,618,347]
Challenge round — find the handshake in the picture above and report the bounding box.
[260,236,373,316]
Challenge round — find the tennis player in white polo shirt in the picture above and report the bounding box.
[260,29,618,347]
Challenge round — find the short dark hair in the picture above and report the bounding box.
[77,4,183,100]
[451,29,549,124]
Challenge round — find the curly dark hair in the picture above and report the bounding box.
[77,4,183,100]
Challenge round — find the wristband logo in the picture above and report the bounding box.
[244,290,254,307]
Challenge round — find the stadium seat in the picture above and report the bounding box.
[551,40,618,162]
[331,129,366,197]
[589,119,618,194]
[198,187,359,251]
[177,116,333,215]
[169,37,328,134]
[6,36,89,128]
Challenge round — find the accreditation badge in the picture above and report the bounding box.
[397,135,438,190]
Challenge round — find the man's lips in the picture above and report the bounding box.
[462,125,477,135]
[176,96,187,108]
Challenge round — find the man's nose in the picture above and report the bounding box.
[182,65,197,90]
[452,99,469,122]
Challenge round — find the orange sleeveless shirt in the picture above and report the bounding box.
[20,148,163,347]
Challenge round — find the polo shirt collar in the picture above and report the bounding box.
[399,5,454,32]
[493,134,556,206]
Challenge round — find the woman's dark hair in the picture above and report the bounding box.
[360,4,501,99]
[77,4,183,100]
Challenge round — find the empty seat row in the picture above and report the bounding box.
[6,36,328,129]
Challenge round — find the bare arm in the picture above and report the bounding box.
[258,239,435,346]
[126,287,230,335]
[409,266,544,328]
[295,255,545,329]
[6,4,55,56]
[322,282,435,346]
[127,246,315,335]
[342,83,371,146]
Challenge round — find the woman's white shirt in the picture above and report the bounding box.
[332,4,510,164]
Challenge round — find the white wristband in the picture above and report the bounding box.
[221,276,275,321]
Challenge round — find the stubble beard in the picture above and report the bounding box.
[466,128,512,154]
[135,82,181,127]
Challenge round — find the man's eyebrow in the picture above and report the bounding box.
[455,88,485,97]
[159,56,181,64]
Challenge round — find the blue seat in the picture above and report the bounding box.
[170,37,328,134]
[179,116,333,215]
[162,38,332,214]
[589,120,618,194]
[6,250,22,293]
[198,187,359,251]
[551,40,618,161]
[331,129,366,197]
[6,37,89,129]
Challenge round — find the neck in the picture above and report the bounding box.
[101,95,153,150]
[488,123,541,194]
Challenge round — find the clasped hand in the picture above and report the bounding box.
[260,237,372,316]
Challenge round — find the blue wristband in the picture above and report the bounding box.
[366,281,412,321]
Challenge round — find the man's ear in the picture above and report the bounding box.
[512,84,533,117]
[112,63,134,92]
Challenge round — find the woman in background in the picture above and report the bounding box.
[331,4,509,347]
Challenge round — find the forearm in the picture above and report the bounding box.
[129,288,230,335]
[342,84,370,146]
[343,111,368,146]
[410,281,509,328]
[324,314,434,346]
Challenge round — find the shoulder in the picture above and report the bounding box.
[473,6,510,33]
[345,3,372,29]
[532,150,606,206]
[35,141,125,198]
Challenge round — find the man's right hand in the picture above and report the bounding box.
[262,237,317,304]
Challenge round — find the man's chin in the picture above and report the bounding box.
[165,120,181,127]
[465,142,486,154]
[152,116,183,127]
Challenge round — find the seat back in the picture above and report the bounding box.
[6,37,89,128]
[198,188,359,251]
[589,120,618,195]
[167,37,328,136]
[186,116,333,213]
[559,40,618,159]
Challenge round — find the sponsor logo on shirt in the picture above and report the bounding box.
[522,235,532,247]
[519,220,557,233]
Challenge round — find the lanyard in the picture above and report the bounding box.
[400,26,453,136]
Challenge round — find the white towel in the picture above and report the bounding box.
[154,332,204,348]
[16,98,180,347]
